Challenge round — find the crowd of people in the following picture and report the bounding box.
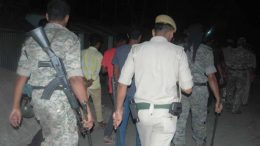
[8,0,257,146]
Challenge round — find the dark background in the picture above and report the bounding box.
[0,0,259,72]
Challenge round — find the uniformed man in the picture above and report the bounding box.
[224,37,256,113]
[173,24,223,146]
[9,0,93,145]
[113,14,193,146]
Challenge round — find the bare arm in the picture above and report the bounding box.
[113,82,127,129]
[113,65,120,81]
[69,76,88,103]
[182,88,192,94]
[69,76,93,128]
[208,73,223,113]
[9,75,28,127]
[12,75,28,109]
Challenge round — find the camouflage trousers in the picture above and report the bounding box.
[242,71,251,105]
[173,86,209,146]
[32,90,78,146]
[226,70,248,112]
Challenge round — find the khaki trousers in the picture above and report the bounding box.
[87,88,103,122]
[136,108,177,146]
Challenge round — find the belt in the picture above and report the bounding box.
[136,102,171,110]
[194,82,207,86]
[31,85,63,90]
[228,67,248,71]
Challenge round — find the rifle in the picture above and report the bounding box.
[28,27,93,145]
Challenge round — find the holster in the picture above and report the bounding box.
[169,102,182,117]
[129,98,139,123]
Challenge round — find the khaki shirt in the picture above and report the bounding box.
[119,36,193,104]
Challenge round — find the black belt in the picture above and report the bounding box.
[228,67,248,71]
[31,85,63,90]
[194,82,207,86]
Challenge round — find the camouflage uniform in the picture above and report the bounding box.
[223,46,254,112]
[242,50,256,105]
[17,23,82,146]
[173,44,216,146]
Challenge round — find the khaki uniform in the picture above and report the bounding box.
[17,23,83,146]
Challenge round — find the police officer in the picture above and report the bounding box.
[173,24,223,146]
[113,14,193,146]
[9,0,93,145]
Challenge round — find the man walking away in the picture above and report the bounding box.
[113,14,193,146]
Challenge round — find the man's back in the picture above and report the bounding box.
[120,36,192,104]
[185,44,216,83]
[81,46,103,89]
[113,44,136,96]
[18,23,81,87]
[225,46,252,70]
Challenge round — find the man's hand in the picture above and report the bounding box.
[113,108,123,129]
[83,113,94,130]
[85,79,94,87]
[215,101,223,114]
[9,108,22,128]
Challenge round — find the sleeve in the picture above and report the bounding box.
[118,48,135,85]
[16,45,32,77]
[64,36,83,78]
[205,50,217,75]
[178,50,193,90]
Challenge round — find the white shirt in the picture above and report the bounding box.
[119,36,193,104]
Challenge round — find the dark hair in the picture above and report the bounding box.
[154,23,174,33]
[89,33,103,46]
[47,0,70,21]
[127,29,142,40]
[114,33,128,43]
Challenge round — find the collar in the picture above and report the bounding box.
[150,36,168,42]
[88,46,98,51]
[44,23,68,31]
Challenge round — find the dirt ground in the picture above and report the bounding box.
[1,67,260,146]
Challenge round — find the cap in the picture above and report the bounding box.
[155,14,177,32]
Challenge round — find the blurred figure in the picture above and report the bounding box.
[112,28,142,146]
[101,33,128,144]
[223,37,255,114]
[81,33,106,127]
[236,37,257,106]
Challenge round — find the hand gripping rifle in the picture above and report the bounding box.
[28,27,93,145]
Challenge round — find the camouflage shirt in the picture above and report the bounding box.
[17,23,83,86]
[186,44,216,83]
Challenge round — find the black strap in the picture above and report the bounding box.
[194,82,207,86]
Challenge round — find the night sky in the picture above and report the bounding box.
[22,0,259,42]
[0,0,259,69]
